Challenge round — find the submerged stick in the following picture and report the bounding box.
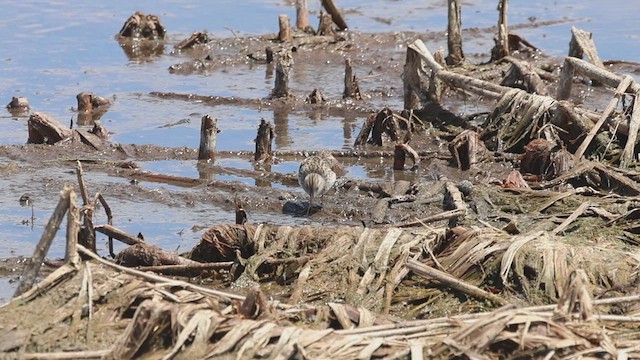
[406,259,507,306]
[198,115,219,160]
[14,186,73,297]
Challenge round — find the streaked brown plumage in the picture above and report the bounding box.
[298,151,338,215]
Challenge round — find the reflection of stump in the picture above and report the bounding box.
[28,112,73,144]
[255,118,275,162]
[272,50,294,98]
[198,115,219,160]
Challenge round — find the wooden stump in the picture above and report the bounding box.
[317,13,335,36]
[255,118,275,162]
[490,0,510,61]
[198,115,219,160]
[278,14,292,43]
[568,26,604,69]
[27,112,73,144]
[118,11,166,40]
[403,46,426,110]
[343,59,361,100]
[272,50,294,98]
[305,89,327,104]
[394,144,406,170]
[296,0,310,31]
[6,96,29,110]
[266,47,274,64]
[445,0,464,65]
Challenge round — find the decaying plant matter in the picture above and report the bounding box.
[5,1,640,358]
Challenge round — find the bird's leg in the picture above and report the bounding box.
[306,194,314,216]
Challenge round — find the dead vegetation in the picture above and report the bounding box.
[4,1,640,359]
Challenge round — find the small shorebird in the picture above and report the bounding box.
[298,151,338,215]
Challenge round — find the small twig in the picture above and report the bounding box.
[397,209,466,228]
[76,161,90,205]
[137,261,234,275]
[551,202,592,235]
[406,259,507,307]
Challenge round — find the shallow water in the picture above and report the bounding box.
[0,1,639,287]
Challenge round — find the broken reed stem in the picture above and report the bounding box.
[14,186,73,297]
[445,0,464,65]
[278,14,292,42]
[198,115,218,160]
[551,202,591,235]
[66,191,80,265]
[321,0,348,30]
[406,259,507,306]
[573,75,633,160]
[76,161,90,205]
[295,0,309,30]
[621,89,640,167]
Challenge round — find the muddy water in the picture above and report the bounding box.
[0,0,639,300]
